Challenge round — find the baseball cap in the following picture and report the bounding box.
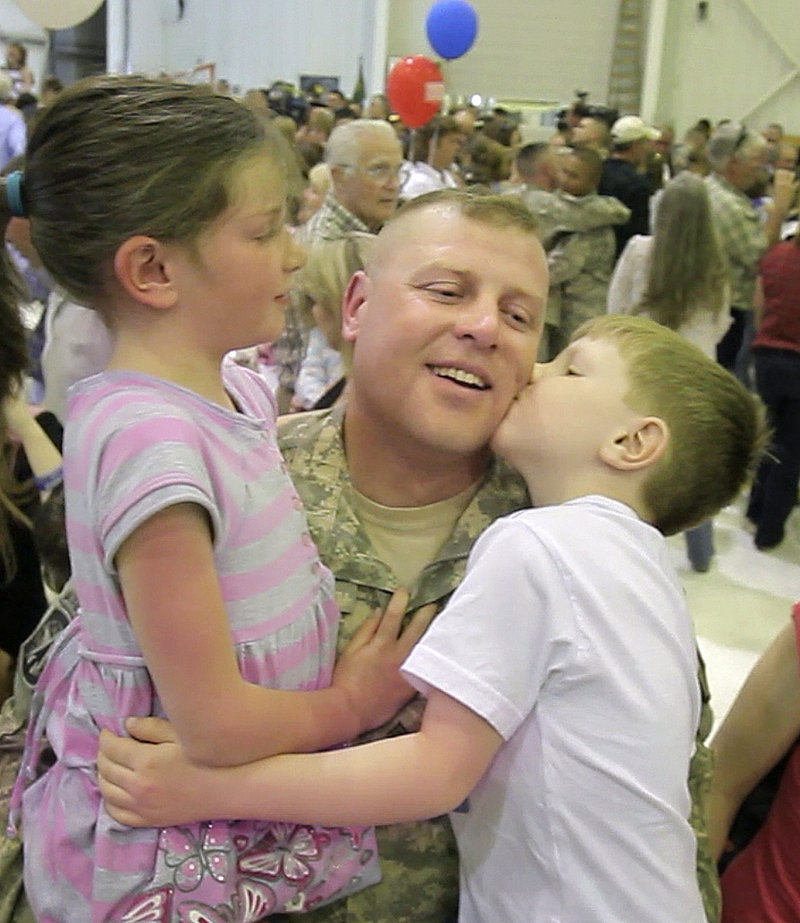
[611,115,661,144]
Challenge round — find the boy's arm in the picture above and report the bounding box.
[117,504,433,768]
[98,688,503,828]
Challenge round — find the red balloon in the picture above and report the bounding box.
[387,55,445,129]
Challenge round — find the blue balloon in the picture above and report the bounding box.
[426,0,479,60]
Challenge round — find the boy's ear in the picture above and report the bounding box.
[600,416,669,471]
[341,270,369,343]
[112,236,179,310]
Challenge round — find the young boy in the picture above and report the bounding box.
[98,315,766,923]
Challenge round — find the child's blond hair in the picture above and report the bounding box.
[574,315,769,535]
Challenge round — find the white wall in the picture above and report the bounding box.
[658,0,800,135]
[108,0,380,99]
[386,0,618,108]
[3,0,799,137]
[106,0,621,108]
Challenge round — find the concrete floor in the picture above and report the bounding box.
[666,491,799,733]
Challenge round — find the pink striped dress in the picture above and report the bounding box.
[9,362,379,923]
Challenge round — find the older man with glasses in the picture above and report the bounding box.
[274,120,404,408]
[306,119,404,240]
[705,121,797,382]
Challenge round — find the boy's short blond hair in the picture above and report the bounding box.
[573,315,769,535]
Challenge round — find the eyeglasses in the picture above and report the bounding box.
[341,163,404,184]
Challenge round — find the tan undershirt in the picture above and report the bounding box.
[351,480,480,589]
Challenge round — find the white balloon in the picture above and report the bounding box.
[12,0,105,30]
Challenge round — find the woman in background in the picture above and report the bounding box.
[608,171,730,572]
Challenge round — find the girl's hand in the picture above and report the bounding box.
[333,589,436,736]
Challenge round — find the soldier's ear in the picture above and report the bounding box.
[341,270,370,343]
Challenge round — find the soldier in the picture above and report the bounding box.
[272,190,545,923]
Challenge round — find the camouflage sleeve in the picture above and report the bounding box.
[555,194,631,234]
[691,650,722,923]
[582,194,631,227]
[547,232,588,286]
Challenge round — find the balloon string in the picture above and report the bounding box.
[428,126,439,168]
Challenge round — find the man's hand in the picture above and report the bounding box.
[98,719,218,827]
[332,589,436,735]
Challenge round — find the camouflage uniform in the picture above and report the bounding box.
[543,191,630,357]
[692,652,722,923]
[513,188,630,361]
[275,407,720,921]
[275,406,529,923]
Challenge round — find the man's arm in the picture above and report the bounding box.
[763,169,799,249]
[98,688,503,829]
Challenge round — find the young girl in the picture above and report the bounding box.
[5,75,427,923]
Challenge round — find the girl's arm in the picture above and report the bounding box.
[3,392,62,486]
[707,620,800,860]
[99,687,504,828]
[116,502,433,768]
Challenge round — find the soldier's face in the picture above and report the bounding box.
[342,205,546,460]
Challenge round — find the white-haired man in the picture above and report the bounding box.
[705,122,797,379]
[275,120,404,406]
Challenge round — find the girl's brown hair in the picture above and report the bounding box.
[636,171,728,330]
[22,74,288,308]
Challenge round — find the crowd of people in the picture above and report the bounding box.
[240,78,799,570]
[0,51,798,923]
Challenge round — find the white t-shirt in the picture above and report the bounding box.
[400,161,460,200]
[403,496,705,923]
